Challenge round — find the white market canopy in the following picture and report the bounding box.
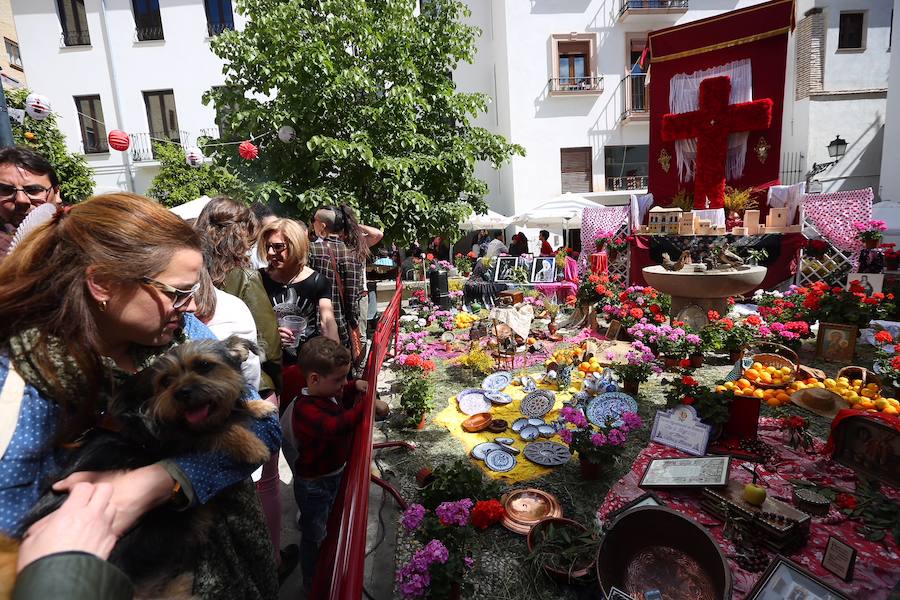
[169,196,211,220]
[459,209,513,231]
[511,193,603,229]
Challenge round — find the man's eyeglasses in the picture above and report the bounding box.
[141,277,201,309]
[0,184,52,203]
[266,242,287,253]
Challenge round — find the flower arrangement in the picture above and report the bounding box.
[754,287,814,326]
[872,329,900,392]
[396,353,437,374]
[399,375,435,426]
[606,235,629,254]
[433,310,455,332]
[430,259,454,272]
[509,265,530,284]
[661,367,733,427]
[576,272,620,307]
[803,238,829,259]
[608,340,661,384]
[602,285,669,329]
[882,243,900,269]
[557,407,642,464]
[778,413,814,452]
[453,345,495,375]
[650,324,701,359]
[454,252,474,276]
[853,219,887,242]
[810,280,895,328]
[555,248,569,268]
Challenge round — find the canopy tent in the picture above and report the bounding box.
[169,196,211,220]
[512,193,603,229]
[459,209,513,231]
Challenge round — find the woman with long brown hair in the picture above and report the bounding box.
[0,193,280,596]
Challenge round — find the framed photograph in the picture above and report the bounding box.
[639,456,730,489]
[832,414,900,488]
[747,556,852,600]
[604,492,665,524]
[530,256,557,283]
[605,320,623,341]
[493,256,518,283]
[846,272,883,296]
[822,536,857,582]
[815,322,858,363]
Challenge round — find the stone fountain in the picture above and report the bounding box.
[643,244,766,328]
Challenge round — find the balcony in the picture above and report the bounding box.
[548,76,603,96]
[618,0,688,21]
[620,73,649,121]
[129,131,186,162]
[60,29,91,47]
[207,22,234,36]
[606,175,648,191]
[135,24,165,42]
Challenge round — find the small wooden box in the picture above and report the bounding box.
[498,290,523,306]
[732,227,748,236]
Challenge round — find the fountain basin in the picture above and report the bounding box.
[643,265,767,325]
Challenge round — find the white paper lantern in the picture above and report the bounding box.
[185,146,204,168]
[24,94,52,121]
[277,125,296,143]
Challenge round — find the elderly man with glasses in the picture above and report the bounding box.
[0,147,61,256]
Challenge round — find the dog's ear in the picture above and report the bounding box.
[222,336,259,367]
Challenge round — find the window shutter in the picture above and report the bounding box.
[560,147,593,193]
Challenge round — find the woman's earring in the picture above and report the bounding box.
[98,300,108,312]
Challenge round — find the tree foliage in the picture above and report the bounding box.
[206,0,523,242]
[146,141,248,208]
[6,88,95,203]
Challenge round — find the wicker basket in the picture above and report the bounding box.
[747,342,798,389]
[836,366,883,390]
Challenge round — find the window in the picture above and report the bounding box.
[143,90,180,144]
[838,11,865,50]
[5,39,22,71]
[205,0,234,36]
[132,0,164,41]
[605,145,649,191]
[57,0,90,47]
[550,33,600,93]
[560,147,593,193]
[74,95,108,154]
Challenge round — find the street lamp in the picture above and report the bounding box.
[806,134,848,186]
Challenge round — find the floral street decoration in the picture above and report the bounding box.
[804,238,829,259]
[661,367,733,427]
[658,148,672,173]
[628,322,701,360]
[557,406,643,465]
[602,285,670,330]
[608,340,661,385]
[576,272,621,308]
[454,252,474,276]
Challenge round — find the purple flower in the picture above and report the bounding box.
[435,499,473,527]
[558,428,573,444]
[621,412,642,432]
[607,429,627,446]
[402,503,426,531]
[423,539,450,563]
[685,334,701,345]
[464,556,475,569]
[590,432,607,447]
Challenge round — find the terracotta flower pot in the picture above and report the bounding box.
[623,378,640,396]
[690,353,704,368]
[579,456,603,480]
[526,517,597,583]
[415,467,435,488]
[548,321,558,336]
[663,356,679,369]
[728,349,744,363]
[416,415,427,430]
[864,238,880,249]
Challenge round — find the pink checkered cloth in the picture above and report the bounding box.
[803,188,873,260]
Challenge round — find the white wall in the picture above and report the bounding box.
[879,5,900,202]
[11,0,244,194]
[821,0,893,91]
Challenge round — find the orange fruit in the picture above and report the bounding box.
[884,406,898,415]
[759,372,773,384]
[737,378,752,389]
[766,397,780,406]
[745,368,759,380]
[776,392,790,404]
[579,362,590,372]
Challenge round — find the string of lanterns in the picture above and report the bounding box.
[13,91,299,169]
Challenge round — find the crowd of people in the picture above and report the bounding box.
[0,147,384,598]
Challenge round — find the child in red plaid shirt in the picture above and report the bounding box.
[291,336,368,590]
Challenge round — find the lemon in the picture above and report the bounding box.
[824,378,836,388]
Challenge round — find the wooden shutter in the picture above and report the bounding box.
[560,147,593,193]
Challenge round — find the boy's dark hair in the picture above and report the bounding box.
[0,147,59,187]
[539,229,550,240]
[250,201,275,221]
[493,231,503,239]
[298,336,351,375]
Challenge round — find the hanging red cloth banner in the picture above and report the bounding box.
[648,0,795,208]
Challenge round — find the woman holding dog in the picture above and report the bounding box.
[0,193,281,597]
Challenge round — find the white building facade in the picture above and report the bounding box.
[11,0,242,194]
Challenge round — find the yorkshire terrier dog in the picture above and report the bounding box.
[1,335,275,599]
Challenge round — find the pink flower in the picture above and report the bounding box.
[558,428,573,444]
[590,432,607,447]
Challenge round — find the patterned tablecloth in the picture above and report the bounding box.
[596,418,900,599]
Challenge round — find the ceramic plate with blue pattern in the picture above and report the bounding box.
[482,371,512,392]
[457,389,492,415]
[520,390,556,418]
[586,392,638,428]
[486,391,513,405]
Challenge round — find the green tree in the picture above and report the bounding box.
[146,141,248,207]
[205,0,523,242]
[6,88,95,203]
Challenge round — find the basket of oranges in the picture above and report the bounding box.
[746,342,798,388]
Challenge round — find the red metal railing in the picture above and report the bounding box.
[311,275,404,599]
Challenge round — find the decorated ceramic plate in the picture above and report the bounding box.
[586,392,637,428]
[527,418,546,427]
[494,437,515,445]
[519,425,540,441]
[571,391,593,407]
[471,442,504,461]
[523,441,571,467]
[520,390,555,418]
[486,392,513,405]
[537,424,557,438]
[597,392,638,413]
[484,449,517,472]
[482,371,512,392]
[457,389,492,415]
[520,376,538,392]
[511,418,530,432]
[498,443,520,455]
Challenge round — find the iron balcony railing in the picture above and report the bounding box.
[619,0,689,17]
[607,175,649,191]
[620,73,649,120]
[129,131,185,162]
[549,76,603,93]
[135,24,164,42]
[61,29,91,47]
[207,21,234,36]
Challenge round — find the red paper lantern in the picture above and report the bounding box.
[108,130,130,152]
[238,140,258,160]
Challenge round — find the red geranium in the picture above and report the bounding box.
[629,307,644,319]
[707,310,720,321]
[891,355,900,371]
[404,354,423,368]
[422,360,436,372]
[679,359,692,368]
[875,330,894,344]
[836,493,858,511]
[786,416,806,429]
[746,315,762,326]
[426,253,435,261]
[682,396,695,405]
[681,376,698,386]
[588,274,600,284]
[470,499,505,530]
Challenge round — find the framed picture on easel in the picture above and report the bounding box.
[530,256,557,283]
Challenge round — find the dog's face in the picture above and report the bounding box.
[142,336,252,433]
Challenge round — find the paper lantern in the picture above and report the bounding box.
[185,146,204,167]
[238,140,259,160]
[24,94,52,121]
[277,125,296,143]
[107,130,130,152]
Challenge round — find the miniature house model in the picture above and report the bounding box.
[648,207,683,234]
[678,212,698,236]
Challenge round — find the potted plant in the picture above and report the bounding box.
[526,518,600,584]
[717,316,760,362]
[662,368,734,434]
[594,233,610,253]
[558,406,642,480]
[723,185,756,220]
[609,341,660,395]
[883,243,900,271]
[546,300,561,337]
[605,234,629,263]
[853,219,888,249]
[454,252,474,277]
[804,238,829,260]
[744,247,769,267]
[653,326,702,368]
[399,374,435,429]
[418,459,503,510]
